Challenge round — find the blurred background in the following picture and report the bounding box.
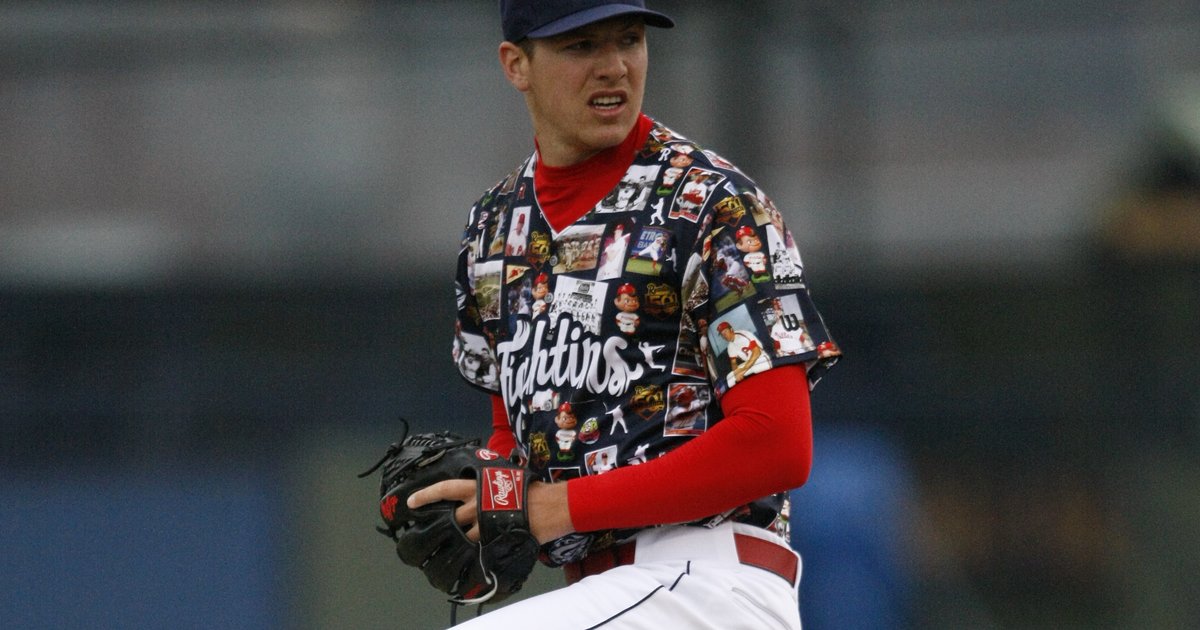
[2,1,1199,628]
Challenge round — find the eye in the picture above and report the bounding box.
[565,39,594,52]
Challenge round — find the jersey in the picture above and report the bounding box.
[453,117,841,565]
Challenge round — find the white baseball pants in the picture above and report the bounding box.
[452,521,802,629]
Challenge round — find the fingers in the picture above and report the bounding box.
[407,479,475,509]
[454,503,480,542]
[407,479,481,541]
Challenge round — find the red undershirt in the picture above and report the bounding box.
[535,113,655,233]
[488,113,814,532]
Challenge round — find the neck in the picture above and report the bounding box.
[536,141,600,168]
[529,112,642,167]
[533,131,606,168]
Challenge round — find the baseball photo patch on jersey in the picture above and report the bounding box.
[550,276,608,335]
[505,206,532,256]
[670,167,724,222]
[552,224,603,274]
[625,226,672,276]
[596,164,661,214]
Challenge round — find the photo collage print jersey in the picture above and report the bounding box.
[453,118,841,565]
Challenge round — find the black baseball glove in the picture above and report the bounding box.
[359,421,539,605]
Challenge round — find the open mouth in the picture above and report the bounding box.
[590,95,624,110]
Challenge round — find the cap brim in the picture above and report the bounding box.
[525,5,674,40]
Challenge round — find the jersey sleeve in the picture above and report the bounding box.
[452,200,503,394]
[690,179,841,396]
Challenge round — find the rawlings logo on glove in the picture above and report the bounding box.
[482,468,524,511]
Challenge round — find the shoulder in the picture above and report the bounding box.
[474,154,536,210]
[464,154,536,231]
[643,117,755,185]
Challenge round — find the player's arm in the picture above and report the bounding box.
[727,344,742,372]
[732,341,763,382]
[566,363,811,532]
[410,365,812,543]
[406,456,572,545]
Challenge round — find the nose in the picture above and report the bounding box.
[594,44,628,81]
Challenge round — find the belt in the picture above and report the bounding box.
[563,532,799,586]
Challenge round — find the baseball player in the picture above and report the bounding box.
[410,1,841,627]
[717,321,773,387]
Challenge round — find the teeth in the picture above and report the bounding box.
[592,96,622,107]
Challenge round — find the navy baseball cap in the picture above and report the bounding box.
[500,0,674,42]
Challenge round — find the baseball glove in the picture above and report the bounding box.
[358,420,539,605]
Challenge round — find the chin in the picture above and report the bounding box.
[590,118,636,146]
[592,130,628,149]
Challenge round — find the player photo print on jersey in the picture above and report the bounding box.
[760,294,816,357]
[626,226,672,276]
[710,231,757,312]
[596,221,634,281]
[671,167,724,222]
[550,276,608,335]
[505,206,532,256]
[551,224,603,274]
[596,164,661,214]
[664,383,710,437]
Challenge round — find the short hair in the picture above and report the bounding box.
[517,38,535,58]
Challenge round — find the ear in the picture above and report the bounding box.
[499,41,531,92]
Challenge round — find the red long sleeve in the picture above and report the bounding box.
[567,364,813,532]
[487,395,518,458]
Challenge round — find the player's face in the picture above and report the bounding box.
[738,234,761,252]
[504,18,648,166]
[615,293,638,311]
[617,180,636,201]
